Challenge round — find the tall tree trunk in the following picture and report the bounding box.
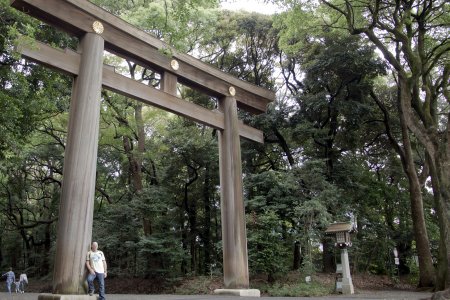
[134,103,153,237]
[0,237,2,267]
[184,165,198,274]
[181,224,188,274]
[322,238,335,273]
[398,79,436,287]
[42,224,51,276]
[293,241,302,270]
[273,126,295,166]
[202,161,212,275]
[438,67,450,288]
[319,0,448,289]
[372,81,437,287]
[123,135,142,191]
[433,94,450,288]
[429,153,450,289]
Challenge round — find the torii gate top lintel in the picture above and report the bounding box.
[11,0,275,114]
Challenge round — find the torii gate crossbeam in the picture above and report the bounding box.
[11,0,274,298]
[18,40,264,143]
[12,0,274,113]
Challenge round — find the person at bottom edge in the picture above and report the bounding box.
[86,241,107,300]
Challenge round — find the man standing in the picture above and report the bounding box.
[86,242,107,299]
[1,267,15,294]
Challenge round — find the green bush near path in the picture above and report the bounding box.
[173,275,333,297]
[261,282,333,297]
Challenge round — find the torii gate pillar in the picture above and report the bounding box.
[214,96,260,297]
[40,33,104,299]
[218,96,248,288]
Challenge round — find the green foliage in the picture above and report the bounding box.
[245,162,339,278]
[0,0,73,160]
[137,233,186,276]
[265,281,331,297]
[93,0,219,53]
[199,10,278,88]
[0,130,64,274]
[1,0,445,290]
[273,4,320,55]
[299,258,316,275]
[0,0,75,275]
[406,257,420,285]
[247,209,290,277]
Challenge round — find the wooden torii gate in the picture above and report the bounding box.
[11,0,274,298]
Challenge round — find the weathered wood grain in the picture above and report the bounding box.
[52,33,104,295]
[218,96,249,289]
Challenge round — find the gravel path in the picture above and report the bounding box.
[0,290,433,300]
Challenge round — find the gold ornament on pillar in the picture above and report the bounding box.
[170,59,180,70]
[229,86,236,96]
[92,21,104,34]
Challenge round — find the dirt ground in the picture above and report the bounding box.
[23,273,423,295]
[313,273,419,291]
[0,291,435,300]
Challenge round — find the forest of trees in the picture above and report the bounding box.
[0,0,448,292]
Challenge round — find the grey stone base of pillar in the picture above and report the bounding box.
[38,294,97,300]
[341,279,355,294]
[214,289,260,297]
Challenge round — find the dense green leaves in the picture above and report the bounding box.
[0,0,447,291]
